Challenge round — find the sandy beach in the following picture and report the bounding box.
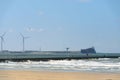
[0,70,119,80]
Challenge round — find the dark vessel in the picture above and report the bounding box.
[80,47,96,54]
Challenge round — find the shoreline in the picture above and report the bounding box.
[1,69,120,74]
[0,70,120,80]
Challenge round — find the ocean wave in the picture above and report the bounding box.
[0,58,120,73]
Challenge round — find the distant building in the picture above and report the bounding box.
[80,47,96,54]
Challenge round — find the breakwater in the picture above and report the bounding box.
[0,51,120,61]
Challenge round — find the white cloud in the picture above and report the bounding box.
[79,0,92,3]
[26,27,44,32]
[8,28,14,32]
[38,28,44,32]
[26,27,35,32]
[38,11,44,16]
[57,27,63,31]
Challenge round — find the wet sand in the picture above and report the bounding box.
[0,70,120,80]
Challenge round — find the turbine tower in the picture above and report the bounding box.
[0,33,6,51]
[20,33,29,52]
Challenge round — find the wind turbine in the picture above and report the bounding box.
[0,33,6,51]
[20,33,29,52]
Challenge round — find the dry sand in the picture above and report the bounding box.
[0,70,120,80]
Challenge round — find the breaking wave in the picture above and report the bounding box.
[0,58,120,73]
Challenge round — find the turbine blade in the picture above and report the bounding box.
[1,37,4,42]
[20,33,30,39]
[20,33,24,37]
[2,32,6,37]
[0,37,2,41]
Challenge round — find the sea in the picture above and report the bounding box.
[0,58,120,73]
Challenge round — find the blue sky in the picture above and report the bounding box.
[0,0,120,52]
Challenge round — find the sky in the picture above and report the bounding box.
[0,0,120,52]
